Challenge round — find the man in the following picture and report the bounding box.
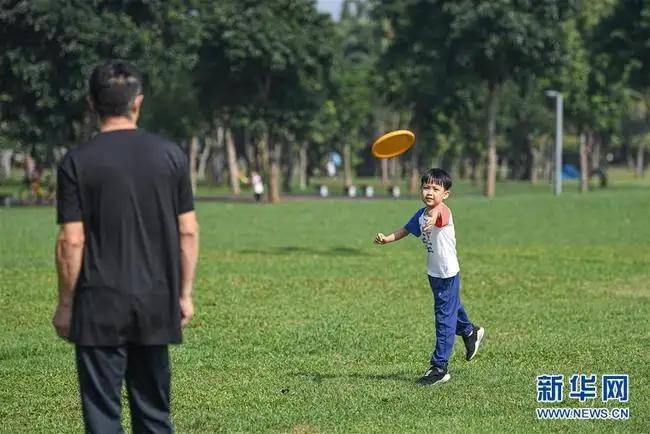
[52,59,199,433]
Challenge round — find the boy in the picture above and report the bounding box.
[374,168,484,386]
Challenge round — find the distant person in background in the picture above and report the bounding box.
[53,59,199,433]
[326,160,336,177]
[23,154,36,187]
[251,171,264,202]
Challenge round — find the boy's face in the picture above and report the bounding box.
[421,181,449,207]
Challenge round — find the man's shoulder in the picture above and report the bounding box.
[62,130,184,170]
[138,129,178,147]
[76,129,181,153]
[60,140,89,166]
[116,129,180,155]
[141,130,186,161]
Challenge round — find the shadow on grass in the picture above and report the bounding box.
[238,246,369,257]
[291,371,414,384]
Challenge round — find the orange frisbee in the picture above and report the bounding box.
[371,130,415,159]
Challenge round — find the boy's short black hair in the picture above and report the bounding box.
[421,168,452,190]
[89,60,143,118]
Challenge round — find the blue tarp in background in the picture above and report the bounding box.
[562,164,580,180]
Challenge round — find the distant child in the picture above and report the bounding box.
[251,171,264,202]
[374,168,484,386]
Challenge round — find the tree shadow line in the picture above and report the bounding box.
[290,371,414,384]
[237,246,369,257]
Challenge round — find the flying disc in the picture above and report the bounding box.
[371,130,415,159]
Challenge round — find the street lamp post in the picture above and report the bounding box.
[546,90,563,196]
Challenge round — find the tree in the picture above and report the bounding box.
[594,0,650,177]
[551,17,591,192]
[374,1,449,191]
[196,0,335,202]
[499,77,553,182]
[332,0,380,187]
[377,0,577,197]
[0,1,202,165]
[0,1,135,158]
[624,90,650,177]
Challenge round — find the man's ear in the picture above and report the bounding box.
[443,190,450,200]
[131,94,144,120]
[133,94,144,111]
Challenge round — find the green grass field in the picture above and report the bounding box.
[1,176,649,433]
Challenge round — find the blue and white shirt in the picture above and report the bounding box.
[404,207,460,278]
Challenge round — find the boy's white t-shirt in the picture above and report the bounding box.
[404,207,460,278]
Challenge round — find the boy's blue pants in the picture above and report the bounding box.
[428,273,474,371]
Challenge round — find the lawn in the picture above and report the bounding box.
[0,177,649,433]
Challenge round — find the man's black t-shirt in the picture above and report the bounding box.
[57,129,194,346]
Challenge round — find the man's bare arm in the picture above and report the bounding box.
[53,222,85,339]
[178,211,199,327]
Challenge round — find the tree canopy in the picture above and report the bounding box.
[0,0,647,197]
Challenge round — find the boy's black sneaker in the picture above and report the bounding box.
[416,365,451,386]
[462,326,485,361]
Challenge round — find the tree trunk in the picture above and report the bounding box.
[268,140,281,203]
[625,141,635,169]
[470,155,479,185]
[282,145,293,193]
[579,132,589,192]
[197,137,212,182]
[408,149,418,194]
[207,127,225,183]
[381,159,389,185]
[485,83,500,197]
[343,143,352,186]
[241,128,255,172]
[498,157,508,180]
[208,149,223,184]
[259,134,270,182]
[590,133,601,174]
[389,156,398,178]
[530,141,539,184]
[0,149,12,182]
[186,136,199,195]
[544,151,552,182]
[636,141,645,178]
[598,134,609,188]
[299,142,308,190]
[458,158,467,179]
[225,129,241,195]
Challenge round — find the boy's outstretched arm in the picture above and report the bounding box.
[423,203,451,231]
[374,227,409,245]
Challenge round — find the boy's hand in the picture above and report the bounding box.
[423,204,449,231]
[374,233,387,244]
[422,209,440,232]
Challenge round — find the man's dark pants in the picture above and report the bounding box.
[75,345,173,434]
